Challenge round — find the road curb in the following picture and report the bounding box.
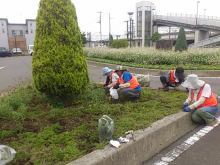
[67,112,197,165]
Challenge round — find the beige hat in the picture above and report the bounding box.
[115,65,126,72]
[181,74,205,89]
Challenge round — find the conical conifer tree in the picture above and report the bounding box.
[175,27,188,51]
[33,0,89,97]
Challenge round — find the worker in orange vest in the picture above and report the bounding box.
[182,74,219,126]
[114,66,141,100]
[159,67,185,91]
[102,67,119,94]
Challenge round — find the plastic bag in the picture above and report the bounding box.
[98,115,114,142]
[110,88,119,99]
[0,145,16,165]
[134,73,150,87]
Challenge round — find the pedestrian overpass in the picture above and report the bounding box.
[153,14,220,47]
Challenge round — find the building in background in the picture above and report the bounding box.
[0,18,36,53]
[135,1,155,47]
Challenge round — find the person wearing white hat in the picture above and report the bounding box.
[102,67,119,96]
[181,74,218,125]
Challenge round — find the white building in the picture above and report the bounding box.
[0,18,36,52]
[0,19,9,49]
[135,1,155,47]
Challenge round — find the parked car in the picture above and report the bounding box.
[0,47,12,57]
[11,48,22,55]
[28,45,34,56]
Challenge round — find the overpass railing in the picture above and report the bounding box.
[189,35,220,48]
[154,14,220,27]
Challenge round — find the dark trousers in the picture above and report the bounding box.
[118,88,141,100]
[160,75,177,88]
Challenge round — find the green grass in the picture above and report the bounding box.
[0,84,187,164]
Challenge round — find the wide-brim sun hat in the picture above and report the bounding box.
[102,67,112,76]
[181,74,205,89]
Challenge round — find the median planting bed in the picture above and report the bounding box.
[0,85,186,164]
[85,48,220,70]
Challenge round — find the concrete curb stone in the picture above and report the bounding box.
[67,112,197,165]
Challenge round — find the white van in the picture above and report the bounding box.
[28,45,34,56]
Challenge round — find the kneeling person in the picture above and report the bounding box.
[160,67,185,91]
[182,74,218,126]
[114,66,141,100]
[102,67,119,94]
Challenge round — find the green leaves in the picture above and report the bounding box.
[175,27,188,51]
[33,0,89,98]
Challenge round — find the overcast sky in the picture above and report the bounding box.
[0,0,220,38]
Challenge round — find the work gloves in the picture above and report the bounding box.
[183,106,191,112]
[183,102,189,109]
[182,103,191,112]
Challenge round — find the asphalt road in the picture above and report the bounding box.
[1,56,220,165]
[169,124,220,165]
[0,56,32,93]
[1,56,219,94]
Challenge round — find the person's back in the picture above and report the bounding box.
[159,67,185,91]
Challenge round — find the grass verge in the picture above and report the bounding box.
[85,47,220,70]
[0,84,186,164]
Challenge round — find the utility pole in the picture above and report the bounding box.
[97,11,102,45]
[128,12,134,47]
[109,13,111,37]
[131,19,134,40]
[196,1,200,28]
[109,13,112,46]
[125,21,129,39]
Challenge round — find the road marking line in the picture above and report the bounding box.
[152,116,220,165]
[0,66,5,70]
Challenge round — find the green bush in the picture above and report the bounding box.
[151,32,161,42]
[111,39,128,48]
[175,27,188,51]
[33,0,89,98]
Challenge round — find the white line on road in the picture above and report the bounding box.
[152,116,220,165]
[0,66,5,70]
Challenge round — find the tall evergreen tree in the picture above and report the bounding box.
[33,0,89,98]
[175,27,188,51]
[109,34,113,47]
[81,32,87,45]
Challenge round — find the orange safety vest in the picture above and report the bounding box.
[191,84,218,109]
[169,70,176,84]
[118,73,140,89]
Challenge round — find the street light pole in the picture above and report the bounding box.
[128,12,134,48]
[196,1,200,28]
